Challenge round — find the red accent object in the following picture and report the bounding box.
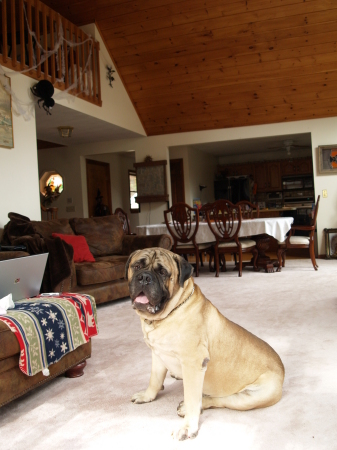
[52,233,95,263]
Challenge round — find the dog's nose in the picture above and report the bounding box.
[137,272,153,285]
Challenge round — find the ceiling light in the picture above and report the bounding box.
[58,126,74,138]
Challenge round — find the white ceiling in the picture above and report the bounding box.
[173,133,312,157]
[35,103,143,147]
[35,103,312,159]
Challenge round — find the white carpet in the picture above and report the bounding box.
[1,259,337,450]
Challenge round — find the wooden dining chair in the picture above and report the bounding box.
[205,199,258,277]
[164,203,211,277]
[277,195,320,270]
[114,208,136,235]
[236,200,260,219]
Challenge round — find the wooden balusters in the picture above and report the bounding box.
[0,0,101,106]
[2,0,8,64]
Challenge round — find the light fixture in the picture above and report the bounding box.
[57,126,74,138]
[199,185,207,191]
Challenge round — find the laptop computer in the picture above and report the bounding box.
[0,253,49,301]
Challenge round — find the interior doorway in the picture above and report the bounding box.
[86,159,112,217]
[170,158,185,205]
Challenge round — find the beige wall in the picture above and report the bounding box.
[40,117,337,255]
[0,71,41,227]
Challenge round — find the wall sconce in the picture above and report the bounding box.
[58,126,74,138]
[199,184,207,191]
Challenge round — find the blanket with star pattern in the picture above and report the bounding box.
[0,293,98,376]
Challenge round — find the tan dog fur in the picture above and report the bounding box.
[126,248,285,440]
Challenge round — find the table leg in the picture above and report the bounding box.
[254,235,281,273]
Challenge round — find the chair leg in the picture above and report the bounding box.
[195,250,200,277]
[200,251,204,267]
[220,254,227,272]
[277,246,287,268]
[208,252,214,272]
[309,242,318,270]
[252,248,258,271]
[214,247,219,277]
[238,249,242,277]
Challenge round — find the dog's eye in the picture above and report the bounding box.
[159,268,167,276]
[134,264,141,271]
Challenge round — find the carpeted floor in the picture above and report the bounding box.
[1,259,336,450]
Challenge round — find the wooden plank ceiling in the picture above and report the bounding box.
[41,0,337,136]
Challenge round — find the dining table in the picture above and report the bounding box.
[136,216,294,273]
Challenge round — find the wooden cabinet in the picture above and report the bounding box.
[281,158,312,176]
[255,161,281,192]
[218,163,254,177]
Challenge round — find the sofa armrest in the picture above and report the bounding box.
[0,251,30,261]
[121,234,172,255]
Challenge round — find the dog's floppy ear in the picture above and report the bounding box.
[174,254,194,287]
[125,250,141,280]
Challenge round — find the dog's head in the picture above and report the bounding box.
[125,248,194,316]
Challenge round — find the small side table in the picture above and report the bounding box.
[323,228,337,259]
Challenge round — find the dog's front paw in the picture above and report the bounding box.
[177,400,203,418]
[177,400,185,417]
[172,423,199,441]
[131,391,155,404]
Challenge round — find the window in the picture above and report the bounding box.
[128,170,140,212]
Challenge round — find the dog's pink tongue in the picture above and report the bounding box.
[134,294,150,304]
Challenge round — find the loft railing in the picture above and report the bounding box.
[0,0,102,106]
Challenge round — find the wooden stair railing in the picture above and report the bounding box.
[0,0,101,106]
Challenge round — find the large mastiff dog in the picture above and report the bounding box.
[126,248,285,440]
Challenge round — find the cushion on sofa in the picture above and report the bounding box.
[69,216,124,257]
[75,255,128,286]
[31,219,74,238]
[52,233,95,263]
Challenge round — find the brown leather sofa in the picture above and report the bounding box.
[1,213,173,305]
[0,215,172,407]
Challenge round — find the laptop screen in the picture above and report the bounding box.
[0,254,49,301]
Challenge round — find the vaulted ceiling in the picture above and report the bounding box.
[41,0,337,136]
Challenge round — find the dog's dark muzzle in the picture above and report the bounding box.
[137,271,154,286]
[130,270,168,314]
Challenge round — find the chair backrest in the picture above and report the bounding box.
[206,199,242,243]
[311,195,320,227]
[236,200,259,219]
[114,208,132,235]
[164,203,199,245]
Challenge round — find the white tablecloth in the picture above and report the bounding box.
[137,217,294,244]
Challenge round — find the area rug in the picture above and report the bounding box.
[0,259,336,450]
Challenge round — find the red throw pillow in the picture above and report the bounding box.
[52,233,95,263]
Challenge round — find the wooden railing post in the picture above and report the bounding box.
[49,10,55,84]
[11,0,17,67]
[27,0,34,71]
[63,18,69,89]
[96,42,101,105]
[2,0,8,64]
[19,0,25,70]
[80,30,86,95]
[56,14,62,84]
[42,3,48,79]
[35,0,41,78]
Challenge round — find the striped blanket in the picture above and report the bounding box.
[0,293,98,376]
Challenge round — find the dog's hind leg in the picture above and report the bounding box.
[203,371,284,411]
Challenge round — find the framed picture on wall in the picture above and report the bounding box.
[324,228,337,259]
[0,74,14,149]
[134,160,169,203]
[318,145,337,174]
